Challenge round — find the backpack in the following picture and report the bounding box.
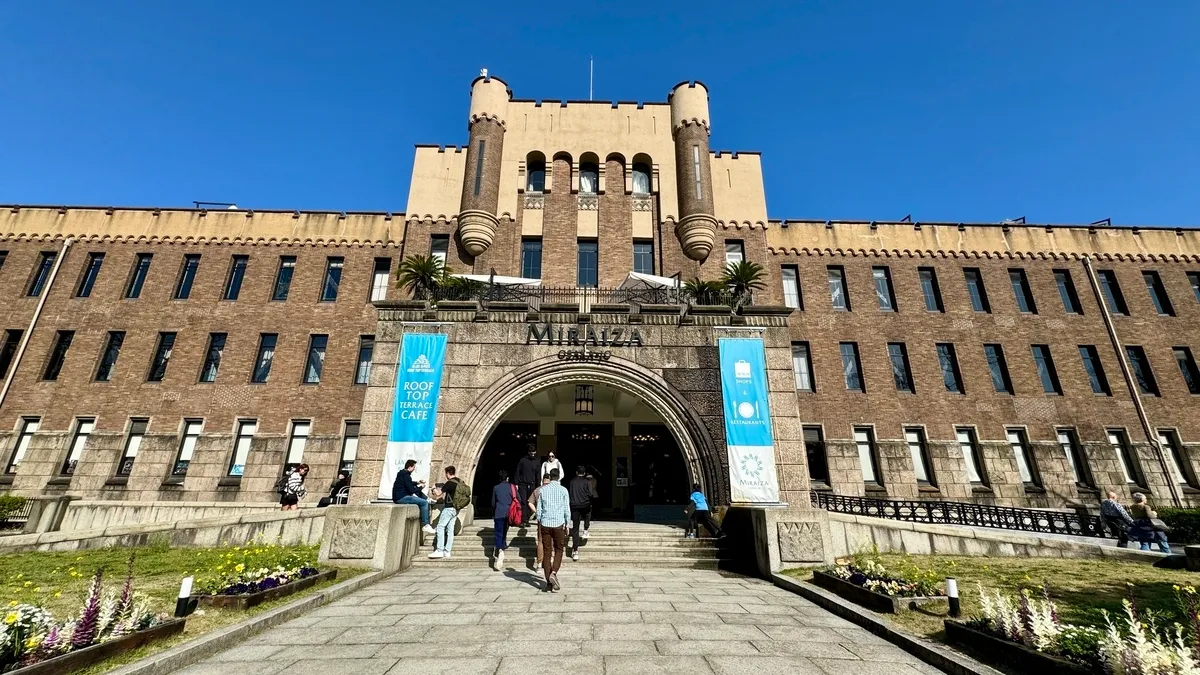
[507,484,523,526]
[450,477,471,511]
[274,471,291,495]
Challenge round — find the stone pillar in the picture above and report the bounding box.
[669,81,717,261]
[21,495,79,534]
[725,505,834,579]
[319,503,421,574]
[457,74,510,257]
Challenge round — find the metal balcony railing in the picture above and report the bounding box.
[421,284,747,311]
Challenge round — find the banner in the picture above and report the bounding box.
[377,333,448,500]
[718,337,782,503]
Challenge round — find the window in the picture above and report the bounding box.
[1126,346,1159,396]
[888,342,914,393]
[171,420,203,476]
[1006,429,1039,487]
[781,266,802,309]
[1098,270,1129,315]
[937,343,964,393]
[173,254,200,300]
[956,428,987,485]
[1079,345,1111,395]
[370,258,391,302]
[854,428,881,486]
[692,145,702,198]
[919,268,944,312]
[1189,272,1200,304]
[1056,428,1093,487]
[125,253,152,299]
[228,420,257,477]
[272,256,296,301]
[724,241,744,266]
[76,253,104,297]
[430,236,449,264]
[1175,347,1200,394]
[1054,270,1082,314]
[964,268,990,312]
[579,161,599,194]
[199,333,226,383]
[252,334,278,383]
[1143,271,1174,316]
[1158,430,1195,488]
[804,426,829,484]
[340,421,360,475]
[0,330,23,379]
[840,342,864,392]
[828,266,849,310]
[633,241,655,275]
[304,335,328,384]
[577,240,598,287]
[147,332,176,382]
[0,250,5,273]
[27,252,56,297]
[632,163,651,194]
[1031,345,1062,395]
[320,257,344,301]
[95,331,125,382]
[60,418,94,476]
[527,159,546,192]
[115,418,147,476]
[223,255,248,300]
[42,330,74,381]
[873,266,897,311]
[791,342,814,392]
[472,139,486,196]
[1108,429,1144,487]
[521,239,543,279]
[286,420,311,469]
[983,344,1014,394]
[5,418,40,474]
[1009,269,1037,314]
[355,336,375,385]
[905,428,935,486]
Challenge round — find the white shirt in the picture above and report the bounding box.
[540,459,564,482]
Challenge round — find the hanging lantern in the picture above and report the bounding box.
[574,384,594,416]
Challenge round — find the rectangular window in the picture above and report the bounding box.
[1158,429,1195,488]
[577,240,598,287]
[854,427,881,486]
[1108,429,1143,487]
[222,255,248,300]
[724,241,744,265]
[60,417,95,476]
[937,343,964,393]
[1174,347,1200,395]
[827,266,849,310]
[1126,345,1159,395]
[76,253,105,298]
[171,420,203,476]
[781,266,802,309]
[5,418,40,474]
[804,426,829,484]
[1098,270,1129,315]
[228,420,257,477]
[1144,271,1175,316]
[1189,272,1200,304]
[42,330,74,381]
[252,334,278,383]
[340,421,360,475]
[984,344,1014,394]
[521,239,543,279]
[1031,344,1062,394]
[692,145,702,198]
[791,342,814,392]
[125,253,152,299]
[27,252,56,297]
[1006,428,1039,487]
[956,428,987,485]
[0,250,6,273]
[840,342,864,392]
[0,330,21,379]
[919,267,944,312]
[286,420,311,468]
[964,268,990,313]
[905,428,935,486]
[115,418,147,476]
[173,254,200,300]
[370,258,391,302]
[304,335,328,384]
[872,266,897,311]
[199,333,226,383]
[1054,269,1083,314]
[272,256,296,301]
[430,235,449,264]
[147,332,176,382]
[320,257,344,301]
[355,336,375,385]
[473,139,485,196]
[633,241,655,275]
[95,331,125,382]
[1009,269,1037,314]
[1056,428,1092,487]
[1079,345,1111,395]
[888,342,914,393]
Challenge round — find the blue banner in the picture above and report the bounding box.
[377,333,448,499]
[718,337,781,503]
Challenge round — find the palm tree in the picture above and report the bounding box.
[722,260,766,305]
[683,277,725,305]
[442,275,485,300]
[395,254,446,299]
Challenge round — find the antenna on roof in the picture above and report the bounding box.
[589,56,593,101]
[480,68,488,79]
[900,214,912,222]
[1091,218,1112,227]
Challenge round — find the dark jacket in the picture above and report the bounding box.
[568,475,598,508]
[392,469,426,501]
[492,481,515,519]
[515,455,541,485]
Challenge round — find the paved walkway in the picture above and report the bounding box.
[179,566,943,675]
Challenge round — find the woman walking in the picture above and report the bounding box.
[491,470,516,570]
[280,464,309,511]
[1128,492,1172,553]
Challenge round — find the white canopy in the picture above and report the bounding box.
[618,271,681,290]
[450,273,542,287]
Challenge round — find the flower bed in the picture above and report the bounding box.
[811,570,946,614]
[193,542,327,609]
[814,556,946,613]
[944,619,1090,675]
[197,569,336,610]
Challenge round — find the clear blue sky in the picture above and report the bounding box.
[1,2,1197,225]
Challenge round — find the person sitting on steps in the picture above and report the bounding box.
[392,459,436,535]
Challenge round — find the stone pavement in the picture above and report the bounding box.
[177,566,945,675]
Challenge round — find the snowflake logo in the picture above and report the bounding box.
[739,454,764,479]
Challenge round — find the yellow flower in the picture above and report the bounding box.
[22,582,31,588]
[235,563,245,573]
[7,601,16,607]
[4,613,16,625]
[1175,585,1182,592]
[53,592,61,599]
[32,588,40,593]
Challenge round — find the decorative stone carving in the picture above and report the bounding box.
[777,521,825,563]
[632,196,653,212]
[457,209,499,256]
[523,194,544,210]
[329,518,377,559]
[577,194,598,211]
[675,213,717,261]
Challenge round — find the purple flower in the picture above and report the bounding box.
[72,569,104,650]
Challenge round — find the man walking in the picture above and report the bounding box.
[1101,490,1134,548]
[686,483,725,539]
[392,459,436,535]
[535,468,571,592]
[568,465,598,561]
[529,473,551,571]
[428,466,470,560]
[514,444,541,523]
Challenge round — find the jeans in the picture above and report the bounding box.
[1139,530,1171,554]
[539,524,567,581]
[435,506,458,553]
[570,506,591,552]
[396,495,430,526]
[494,517,508,552]
[691,510,723,538]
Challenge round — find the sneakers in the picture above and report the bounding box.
[685,533,696,539]
[581,528,589,540]
[534,561,542,571]
[571,550,579,561]
[549,573,561,592]
[428,550,445,559]
[421,524,436,535]
[494,551,504,570]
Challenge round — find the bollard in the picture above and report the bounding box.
[175,576,197,618]
[946,577,960,618]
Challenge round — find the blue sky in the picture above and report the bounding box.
[1,2,1197,225]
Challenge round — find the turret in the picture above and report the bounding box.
[457,72,510,256]
[669,81,716,261]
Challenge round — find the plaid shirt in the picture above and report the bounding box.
[1101,498,1133,525]
[536,481,571,528]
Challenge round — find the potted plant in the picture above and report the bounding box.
[721,260,766,308]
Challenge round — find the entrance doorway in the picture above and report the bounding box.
[555,422,612,514]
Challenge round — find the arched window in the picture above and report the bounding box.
[632,156,652,195]
[526,152,546,193]
[579,153,599,194]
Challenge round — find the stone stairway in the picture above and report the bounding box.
[411,521,726,569]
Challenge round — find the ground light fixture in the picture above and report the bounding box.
[575,384,594,416]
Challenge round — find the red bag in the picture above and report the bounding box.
[507,483,523,526]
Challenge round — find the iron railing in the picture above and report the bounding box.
[0,499,32,530]
[423,284,746,310]
[810,491,1107,539]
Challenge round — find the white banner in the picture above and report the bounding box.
[728,445,782,503]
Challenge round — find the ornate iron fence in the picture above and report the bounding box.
[424,284,745,309]
[810,491,1107,538]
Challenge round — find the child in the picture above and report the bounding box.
[685,483,725,539]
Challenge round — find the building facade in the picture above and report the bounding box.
[2,74,1200,514]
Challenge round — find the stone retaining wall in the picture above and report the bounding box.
[59,500,285,532]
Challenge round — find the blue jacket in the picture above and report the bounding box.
[492,482,515,519]
[392,469,426,501]
[689,491,710,512]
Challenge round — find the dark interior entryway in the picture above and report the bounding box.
[471,421,539,519]
[631,423,690,507]
[555,422,613,514]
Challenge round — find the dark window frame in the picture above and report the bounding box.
[964,267,990,313]
[791,341,815,393]
[1107,428,1146,489]
[5,417,41,475]
[780,265,803,310]
[355,336,375,385]
[1008,268,1037,314]
[904,427,937,487]
[827,265,850,311]
[1143,271,1175,316]
[199,333,227,383]
[0,330,24,379]
[271,256,296,302]
[170,419,204,477]
[632,240,655,275]
[1031,344,1063,395]
[320,257,344,302]
[147,332,176,383]
[251,333,278,384]
[223,255,249,301]
[1006,427,1042,488]
[854,426,883,487]
[430,235,450,263]
[303,334,328,384]
[27,252,56,297]
[918,267,944,312]
[521,238,543,279]
[1126,345,1159,396]
[577,239,599,288]
[1078,345,1112,396]
[840,341,865,392]
[937,343,965,394]
[370,258,392,302]
[872,266,898,312]
[125,253,152,299]
[1174,346,1200,395]
[1054,269,1083,314]
[983,343,1014,394]
[803,425,830,485]
[227,419,257,477]
[955,427,989,486]
[1056,427,1095,489]
[1098,270,1129,315]
[1158,428,1198,489]
[42,330,75,381]
[339,421,360,475]
[60,417,95,476]
[95,330,125,382]
[887,342,914,393]
[173,254,201,300]
[1188,272,1200,305]
[75,252,105,298]
[114,418,148,477]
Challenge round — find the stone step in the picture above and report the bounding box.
[430,536,718,548]
[417,545,720,559]
[408,557,725,570]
